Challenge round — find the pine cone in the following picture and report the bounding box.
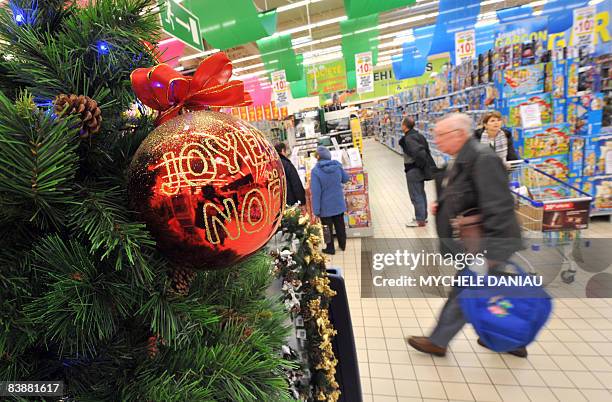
[170,267,196,296]
[147,335,159,359]
[53,94,102,138]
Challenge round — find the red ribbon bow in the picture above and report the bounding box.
[131,52,252,126]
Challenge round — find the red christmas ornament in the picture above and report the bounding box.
[129,53,285,269]
[129,110,286,269]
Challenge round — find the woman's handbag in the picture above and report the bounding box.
[458,262,552,352]
[321,224,332,245]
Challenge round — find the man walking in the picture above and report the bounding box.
[406,113,524,357]
[398,117,436,227]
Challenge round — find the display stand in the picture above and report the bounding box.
[327,267,362,402]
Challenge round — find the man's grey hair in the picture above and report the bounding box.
[437,113,473,136]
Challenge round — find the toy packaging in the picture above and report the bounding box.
[544,62,553,93]
[517,124,570,159]
[583,134,612,177]
[344,192,371,228]
[574,175,612,214]
[568,93,604,136]
[577,61,602,95]
[566,58,579,97]
[503,64,545,98]
[507,92,552,128]
[569,136,586,178]
[525,155,569,187]
[552,60,567,99]
[344,169,367,193]
[553,98,567,124]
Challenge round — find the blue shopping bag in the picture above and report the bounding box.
[458,262,552,352]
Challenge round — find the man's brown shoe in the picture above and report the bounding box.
[477,338,528,358]
[407,336,446,357]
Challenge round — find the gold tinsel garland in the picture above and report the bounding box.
[274,206,342,402]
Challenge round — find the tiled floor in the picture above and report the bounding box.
[328,139,612,402]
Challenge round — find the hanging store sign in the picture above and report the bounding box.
[455,29,476,65]
[547,0,612,56]
[271,70,289,107]
[306,59,348,96]
[158,0,203,51]
[572,6,597,54]
[355,52,374,93]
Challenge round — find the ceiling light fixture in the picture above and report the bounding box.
[276,0,324,13]
[480,0,504,6]
[273,15,348,37]
[234,69,273,79]
[233,62,265,73]
[179,48,220,62]
[158,38,179,46]
[525,0,547,7]
[292,34,343,50]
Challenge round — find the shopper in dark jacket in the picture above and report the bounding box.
[275,142,306,206]
[398,117,436,227]
[473,110,519,162]
[407,113,524,358]
[310,146,349,254]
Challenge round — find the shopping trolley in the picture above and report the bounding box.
[507,160,593,283]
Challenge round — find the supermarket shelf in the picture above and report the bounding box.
[590,211,612,219]
[402,84,493,106]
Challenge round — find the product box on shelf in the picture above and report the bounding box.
[552,60,567,99]
[569,136,586,178]
[507,92,552,128]
[544,62,553,93]
[553,98,567,124]
[516,124,570,159]
[583,134,612,177]
[344,168,367,193]
[566,58,579,97]
[568,93,604,136]
[503,64,545,98]
[529,184,575,200]
[574,175,612,214]
[344,192,371,228]
[578,61,602,95]
[525,155,569,186]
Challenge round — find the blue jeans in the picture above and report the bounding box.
[406,179,427,222]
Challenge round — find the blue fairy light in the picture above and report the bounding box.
[96,40,111,55]
[14,12,25,25]
[9,0,37,26]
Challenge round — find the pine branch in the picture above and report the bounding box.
[0,91,79,230]
[0,0,159,112]
[68,183,156,283]
[25,235,136,356]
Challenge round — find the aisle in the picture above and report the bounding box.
[327,138,612,402]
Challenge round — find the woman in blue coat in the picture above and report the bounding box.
[310,146,349,255]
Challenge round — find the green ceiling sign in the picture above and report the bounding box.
[158,0,204,51]
[344,0,416,19]
[183,0,277,49]
[306,59,347,96]
[289,54,308,99]
[257,34,303,82]
[341,15,379,74]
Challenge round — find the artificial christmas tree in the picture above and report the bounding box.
[0,1,293,400]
